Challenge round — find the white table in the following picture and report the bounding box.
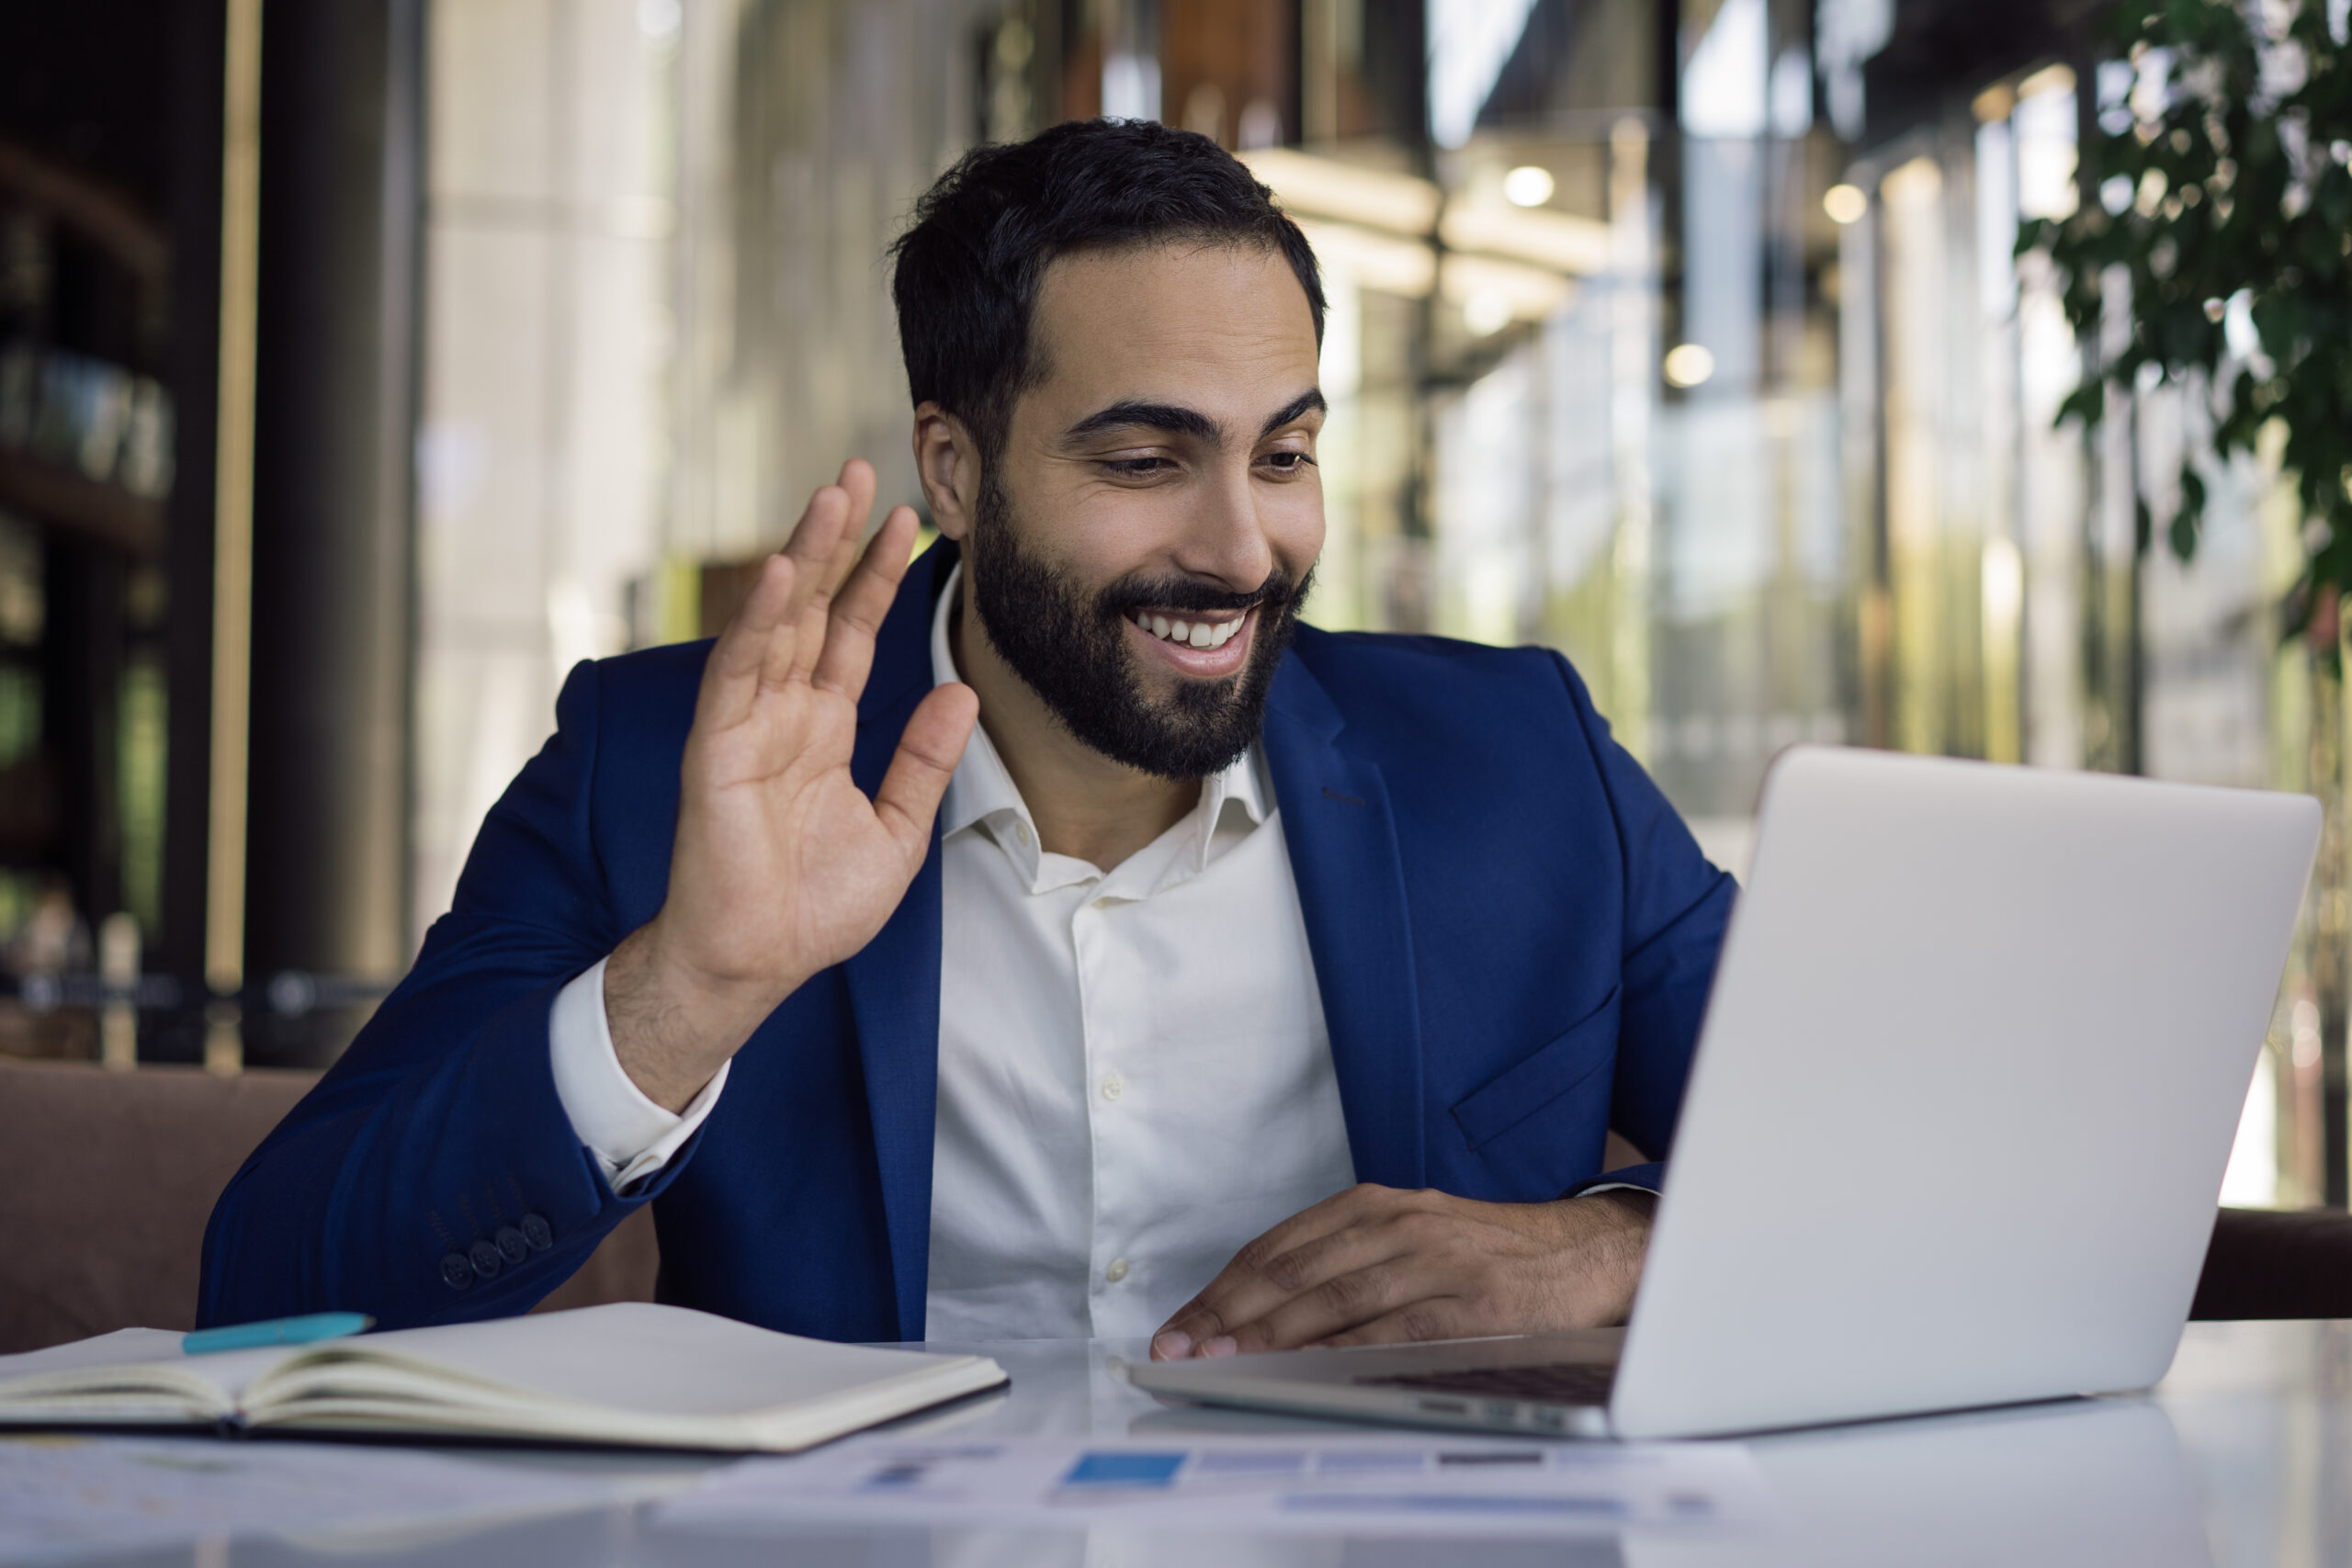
[6,1321,2347,1565]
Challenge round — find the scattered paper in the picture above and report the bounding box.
[0,1434,668,1561]
[660,1434,1775,1538]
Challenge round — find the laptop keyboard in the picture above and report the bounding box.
[1355,1360,1618,1406]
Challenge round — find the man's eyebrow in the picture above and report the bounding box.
[1062,400,1222,444]
[1259,388,1327,438]
[1059,388,1329,447]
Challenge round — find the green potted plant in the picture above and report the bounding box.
[2020,0,2348,614]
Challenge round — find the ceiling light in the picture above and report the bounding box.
[1441,254,1571,324]
[1972,83,2018,124]
[1293,219,1438,297]
[1502,165,1555,207]
[1663,344,1715,388]
[1822,184,1868,224]
[1438,202,1611,276]
[1463,288,1514,336]
[1238,148,1442,235]
[2017,63,2076,102]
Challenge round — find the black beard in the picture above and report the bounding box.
[964,475,1311,781]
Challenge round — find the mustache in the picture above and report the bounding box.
[1098,567,1309,619]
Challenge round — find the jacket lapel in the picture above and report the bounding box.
[1261,651,1428,1189]
[841,540,958,1339]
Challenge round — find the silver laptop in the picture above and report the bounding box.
[1128,745,2319,1439]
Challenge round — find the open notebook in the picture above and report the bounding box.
[0,1303,1006,1451]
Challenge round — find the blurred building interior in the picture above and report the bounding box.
[0,0,2335,1205]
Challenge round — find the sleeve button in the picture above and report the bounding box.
[439,1252,476,1291]
[519,1213,554,1251]
[494,1225,530,1264]
[468,1239,504,1280]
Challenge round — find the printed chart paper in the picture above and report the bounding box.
[662,1434,1775,1538]
[0,1434,656,1560]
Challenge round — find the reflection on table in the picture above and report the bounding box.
[6,1320,2349,1566]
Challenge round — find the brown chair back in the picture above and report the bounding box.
[0,1058,656,1353]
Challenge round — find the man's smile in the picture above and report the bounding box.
[1127,604,1256,677]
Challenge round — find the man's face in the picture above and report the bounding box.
[964,242,1326,780]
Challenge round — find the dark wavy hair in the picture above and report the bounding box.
[889,118,1325,465]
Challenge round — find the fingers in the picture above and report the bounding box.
[1312,1300,1473,1351]
[1150,1186,1401,1359]
[820,460,879,597]
[1157,1194,1654,1359]
[781,461,878,684]
[813,505,922,699]
[702,463,882,729]
[780,461,871,580]
[773,477,860,687]
[698,553,797,732]
[1152,1206,1354,1354]
[1213,1229,1440,1355]
[872,682,978,863]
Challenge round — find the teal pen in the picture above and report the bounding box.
[183,1312,375,1355]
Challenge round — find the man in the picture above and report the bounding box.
[200,120,1733,1359]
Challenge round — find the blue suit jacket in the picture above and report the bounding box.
[199,542,1735,1339]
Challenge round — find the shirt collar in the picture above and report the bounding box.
[930,561,1267,886]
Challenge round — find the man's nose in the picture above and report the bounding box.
[1172,460,1277,592]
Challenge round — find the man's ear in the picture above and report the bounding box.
[911,402,981,543]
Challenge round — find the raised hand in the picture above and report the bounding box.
[605,461,978,1111]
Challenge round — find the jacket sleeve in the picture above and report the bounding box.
[198,658,704,1329]
[1549,652,1736,1191]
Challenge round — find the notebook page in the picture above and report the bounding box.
[250,1303,985,1421]
[0,1328,288,1419]
[0,1328,187,1378]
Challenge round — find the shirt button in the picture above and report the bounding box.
[1100,1073,1124,1101]
[1014,821,1033,847]
[1091,896,1113,910]
[1105,1258,1130,1283]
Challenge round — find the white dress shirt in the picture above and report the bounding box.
[549,565,1356,1340]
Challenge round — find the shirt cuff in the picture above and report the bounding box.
[1561,1160,1665,1201]
[548,957,729,1191]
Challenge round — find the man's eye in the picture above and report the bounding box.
[1104,457,1170,478]
[1261,451,1316,474]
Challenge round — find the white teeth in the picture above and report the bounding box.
[1135,612,1244,649]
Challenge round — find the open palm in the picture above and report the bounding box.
[611,462,977,1109]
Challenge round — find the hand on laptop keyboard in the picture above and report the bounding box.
[1148,1183,1656,1361]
